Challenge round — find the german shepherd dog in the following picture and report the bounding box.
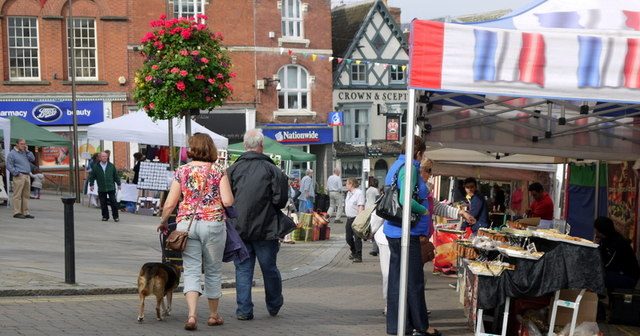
[137,262,181,322]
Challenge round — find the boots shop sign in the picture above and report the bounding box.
[0,101,104,126]
[263,124,333,145]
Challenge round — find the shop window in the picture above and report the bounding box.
[278,65,309,110]
[281,0,303,38]
[389,65,405,83]
[342,107,369,144]
[7,17,40,80]
[67,18,98,80]
[173,0,206,19]
[341,160,362,179]
[351,63,367,84]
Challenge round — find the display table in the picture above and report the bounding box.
[476,238,605,310]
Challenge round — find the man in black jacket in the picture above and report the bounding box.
[227,129,289,321]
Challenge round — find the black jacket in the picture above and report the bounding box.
[227,151,288,241]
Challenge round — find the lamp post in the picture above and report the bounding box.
[68,0,81,202]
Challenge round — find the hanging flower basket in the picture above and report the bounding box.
[133,14,236,120]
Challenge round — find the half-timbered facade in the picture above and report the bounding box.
[331,0,407,182]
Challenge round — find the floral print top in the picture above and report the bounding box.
[175,162,226,223]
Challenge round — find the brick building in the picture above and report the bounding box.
[0,0,333,189]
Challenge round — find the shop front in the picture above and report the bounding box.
[261,124,333,184]
[0,99,112,170]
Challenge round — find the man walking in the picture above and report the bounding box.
[227,129,289,320]
[298,169,315,213]
[89,152,121,222]
[325,167,344,223]
[6,139,35,219]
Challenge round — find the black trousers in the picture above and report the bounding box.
[345,217,362,257]
[98,190,119,220]
[387,236,429,335]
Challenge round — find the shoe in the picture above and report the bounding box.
[207,313,224,326]
[25,215,35,219]
[13,214,26,219]
[348,254,354,260]
[236,314,253,321]
[353,256,362,263]
[268,306,281,317]
[369,251,379,256]
[334,219,343,223]
[102,218,108,221]
[427,310,432,315]
[114,218,120,222]
[413,329,442,336]
[184,315,197,331]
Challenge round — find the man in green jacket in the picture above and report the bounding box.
[89,152,121,222]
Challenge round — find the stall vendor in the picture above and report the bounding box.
[526,182,554,228]
[594,216,640,291]
[460,177,489,234]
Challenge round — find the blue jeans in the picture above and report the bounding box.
[234,239,283,318]
[179,220,226,299]
[386,236,429,335]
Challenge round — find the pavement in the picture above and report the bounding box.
[0,192,344,296]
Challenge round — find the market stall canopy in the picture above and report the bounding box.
[0,118,9,154]
[227,137,316,162]
[87,111,228,149]
[408,0,640,161]
[0,117,71,147]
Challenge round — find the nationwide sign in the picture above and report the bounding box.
[0,101,104,125]
[262,124,333,145]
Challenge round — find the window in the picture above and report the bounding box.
[390,65,405,83]
[7,17,40,80]
[342,107,369,143]
[173,0,206,19]
[351,64,366,84]
[67,18,97,80]
[278,65,309,110]
[281,0,303,38]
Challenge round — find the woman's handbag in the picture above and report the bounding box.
[276,210,297,238]
[375,164,419,227]
[351,205,376,239]
[420,236,435,264]
[165,164,209,252]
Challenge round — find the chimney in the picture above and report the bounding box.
[389,6,402,25]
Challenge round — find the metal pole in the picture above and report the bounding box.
[185,110,192,137]
[594,161,600,220]
[168,118,175,170]
[62,197,76,284]
[68,0,81,202]
[397,89,417,336]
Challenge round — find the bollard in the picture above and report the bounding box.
[61,197,76,284]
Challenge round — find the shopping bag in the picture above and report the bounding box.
[0,183,8,201]
[352,205,376,239]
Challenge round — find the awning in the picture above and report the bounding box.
[227,137,316,162]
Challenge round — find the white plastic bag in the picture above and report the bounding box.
[558,322,599,336]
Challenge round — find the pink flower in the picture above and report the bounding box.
[207,78,215,84]
[216,73,224,79]
[230,72,237,78]
[170,67,180,74]
[196,24,206,31]
[141,32,155,43]
[179,70,188,77]
[190,50,200,56]
[196,14,208,21]
[224,82,234,91]
[151,65,159,70]
[159,14,167,20]
[179,49,189,56]
[195,74,205,80]
[149,102,156,109]
[176,81,186,91]
[205,96,212,102]
[200,57,209,64]
[158,29,165,35]
[145,75,153,82]
[181,29,192,39]
[213,32,224,40]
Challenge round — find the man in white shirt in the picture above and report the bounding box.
[325,167,344,223]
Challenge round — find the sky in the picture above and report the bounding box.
[333,0,535,22]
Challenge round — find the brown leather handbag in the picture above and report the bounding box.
[165,164,209,252]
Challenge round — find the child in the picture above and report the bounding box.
[30,169,44,199]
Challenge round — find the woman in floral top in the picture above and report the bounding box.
[159,133,234,331]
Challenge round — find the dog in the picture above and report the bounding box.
[137,262,181,322]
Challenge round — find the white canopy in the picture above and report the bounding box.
[0,118,10,201]
[87,111,228,149]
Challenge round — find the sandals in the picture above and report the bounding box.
[184,316,197,331]
[207,313,224,326]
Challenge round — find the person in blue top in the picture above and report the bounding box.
[460,177,490,234]
[383,135,441,336]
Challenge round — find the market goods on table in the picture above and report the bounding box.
[467,260,515,277]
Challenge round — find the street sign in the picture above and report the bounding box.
[362,159,371,173]
[328,111,343,126]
